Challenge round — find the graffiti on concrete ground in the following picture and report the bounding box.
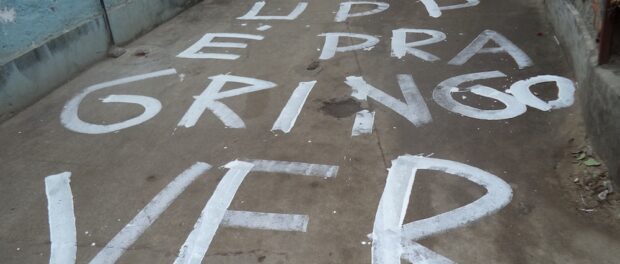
[45,156,510,264]
[44,1,574,263]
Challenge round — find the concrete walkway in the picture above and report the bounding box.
[1,0,619,263]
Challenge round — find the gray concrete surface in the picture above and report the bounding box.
[545,0,620,184]
[1,0,620,264]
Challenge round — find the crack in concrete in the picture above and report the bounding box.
[343,21,389,170]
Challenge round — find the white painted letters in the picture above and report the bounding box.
[178,75,276,128]
[449,30,533,69]
[371,155,512,264]
[318,33,379,60]
[272,81,317,133]
[238,1,308,20]
[345,75,432,128]
[46,172,76,264]
[391,28,446,62]
[45,163,212,264]
[352,110,375,136]
[177,33,264,60]
[433,71,527,120]
[507,75,575,111]
[419,0,480,18]
[174,161,254,264]
[174,159,338,264]
[335,2,390,22]
[222,211,309,232]
[90,162,211,264]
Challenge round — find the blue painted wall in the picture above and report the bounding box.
[0,0,103,64]
[0,0,200,121]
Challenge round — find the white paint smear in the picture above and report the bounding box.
[247,159,339,178]
[352,110,375,136]
[391,28,446,61]
[371,157,414,264]
[419,0,479,18]
[174,161,254,264]
[448,30,533,69]
[45,172,77,264]
[90,162,212,264]
[222,210,309,232]
[256,25,272,31]
[371,155,512,264]
[318,33,379,60]
[433,71,527,120]
[178,74,276,128]
[238,1,308,20]
[507,75,575,111]
[0,7,16,23]
[47,159,338,263]
[335,2,389,22]
[177,33,264,60]
[271,81,316,133]
[345,74,432,127]
[173,159,338,263]
[399,155,513,240]
[61,68,177,134]
[401,241,455,264]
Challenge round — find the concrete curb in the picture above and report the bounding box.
[0,17,109,121]
[545,0,620,183]
[106,0,201,45]
[0,0,201,122]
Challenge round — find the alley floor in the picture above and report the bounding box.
[1,0,620,263]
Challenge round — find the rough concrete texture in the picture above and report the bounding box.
[586,66,620,183]
[2,0,620,264]
[564,0,603,39]
[545,0,620,183]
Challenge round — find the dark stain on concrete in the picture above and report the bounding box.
[146,175,158,182]
[320,97,363,118]
[517,201,534,215]
[306,60,320,71]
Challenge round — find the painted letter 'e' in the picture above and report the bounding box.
[177,33,264,60]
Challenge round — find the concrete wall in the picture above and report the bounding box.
[0,0,103,65]
[0,0,201,121]
[564,0,604,39]
[545,0,620,183]
[105,0,200,45]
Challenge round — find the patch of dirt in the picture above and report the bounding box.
[556,135,620,222]
[319,97,364,118]
[133,48,150,57]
